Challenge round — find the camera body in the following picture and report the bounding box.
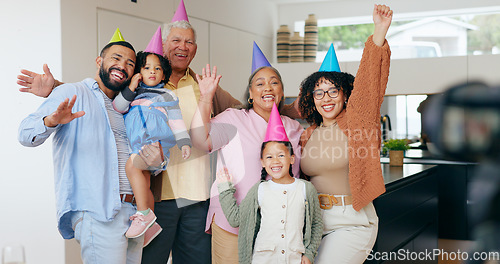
[423,81,500,162]
[422,81,500,262]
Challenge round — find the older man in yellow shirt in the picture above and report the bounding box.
[149,18,303,263]
[143,20,241,264]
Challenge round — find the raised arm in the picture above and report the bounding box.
[162,89,192,151]
[190,64,221,152]
[216,168,241,228]
[372,4,393,47]
[212,84,242,116]
[43,95,85,128]
[112,73,141,114]
[19,93,85,147]
[17,64,63,98]
[348,5,392,123]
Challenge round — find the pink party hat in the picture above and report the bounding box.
[319,43,341,72]
[144,26,163,56]
[171,0,189,22]
[264,103,289,142]
[252,41,272,74]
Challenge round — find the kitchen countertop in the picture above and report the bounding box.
[379,148,476,186]
[380,163,436,185]
[381,156,474,165]
[381,148,477,165]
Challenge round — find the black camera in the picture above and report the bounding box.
[423,81,500,162]
[423,81,500,262]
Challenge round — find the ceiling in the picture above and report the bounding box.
[264,0,333,4]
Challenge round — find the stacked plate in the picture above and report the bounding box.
[277,25,291,63]
[304,14,318,62]
[290,32,304,62]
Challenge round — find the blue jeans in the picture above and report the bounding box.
[71,202,144,264]
[141,199,211,264]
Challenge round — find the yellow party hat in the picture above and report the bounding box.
[109,28,125,43]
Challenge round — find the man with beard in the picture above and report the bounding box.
[18,41,155,264]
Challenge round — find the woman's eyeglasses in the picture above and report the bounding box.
[313,88,340,100]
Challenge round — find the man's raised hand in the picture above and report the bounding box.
[44,95,85,127]
[18,64,56,98]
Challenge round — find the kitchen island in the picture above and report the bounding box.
[368,163,439,263]
[367,154,476,263]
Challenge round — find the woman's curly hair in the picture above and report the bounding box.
[298,71,355,126]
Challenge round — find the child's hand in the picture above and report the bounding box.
[129,73,142,92]
[301,255,312,264]
[195,64,222,103]
[181,145,191,160]
[216,167,232,184]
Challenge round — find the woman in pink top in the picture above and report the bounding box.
[191,65,303,264]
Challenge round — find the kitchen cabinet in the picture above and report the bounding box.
[367,164,439,263]
[365,156,478,263]
[437,164,477,240]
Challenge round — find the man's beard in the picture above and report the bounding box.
[99,66,130,91]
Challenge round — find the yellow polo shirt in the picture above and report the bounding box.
[161,68,212,201]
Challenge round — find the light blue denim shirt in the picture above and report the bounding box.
[18,78,126,239]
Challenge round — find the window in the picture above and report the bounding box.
[382,95,427,141]
[294,7,500,62]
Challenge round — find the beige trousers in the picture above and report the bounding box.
[315,202,378,264]
[211,220,239,264]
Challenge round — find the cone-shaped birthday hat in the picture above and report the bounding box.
[171,0,189,22]
[264,102,289,142]
[318,43,340,72]
[109,28,125,43]
[144,26,163,56]
[252,42,272,74]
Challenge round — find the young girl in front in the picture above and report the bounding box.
[216,108,322,264]
[113,48,191,240]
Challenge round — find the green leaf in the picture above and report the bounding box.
[383,139,410,151]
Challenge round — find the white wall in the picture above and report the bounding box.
[0,1,64,264]
[1,0,277,263]
[60,0,277,102]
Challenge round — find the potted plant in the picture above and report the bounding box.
[383,139,410,166]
